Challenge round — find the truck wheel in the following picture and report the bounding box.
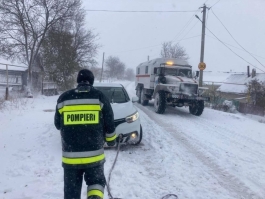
[189,101,204,116]
[136,87,141,103]
[154,91,166,114]
[140,89,149,106]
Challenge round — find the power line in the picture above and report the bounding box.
[205,26,265,73]
[206,34,265,60]
[178,20,199,41]
[210,0,222,8]
[85,9,198,13]
[171,10,199,41]
[211,9,265,69]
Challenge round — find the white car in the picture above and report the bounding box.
[94,83,142,145]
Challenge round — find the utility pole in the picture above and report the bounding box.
[100,52,105,82]
[196,4,208,87]
[148,55,149,61]
[5,64,9,100]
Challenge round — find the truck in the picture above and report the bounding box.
[135,58,209,116]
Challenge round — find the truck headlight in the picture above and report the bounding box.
[125,112,139,123]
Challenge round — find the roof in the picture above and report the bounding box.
[203,71,240,85]
[217,74,248,94]
[138,58,190,67]
[0,58,28,72]
[93,82,123,88]
[217,73,265,94]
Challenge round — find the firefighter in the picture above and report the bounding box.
[54,69,116,199]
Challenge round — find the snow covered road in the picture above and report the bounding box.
[1,81,265,199]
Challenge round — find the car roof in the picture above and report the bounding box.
[93,82,123,88]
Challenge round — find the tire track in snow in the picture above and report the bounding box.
[137,103,263,199]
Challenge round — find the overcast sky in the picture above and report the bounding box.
[83,0,265,73]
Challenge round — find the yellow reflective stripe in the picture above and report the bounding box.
[59,105,101,114]
[63,111,99,125]
[106,134,117,142]
[87,190,103,198]
[62,154,105,165]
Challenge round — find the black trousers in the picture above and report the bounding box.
[64,165,106,199]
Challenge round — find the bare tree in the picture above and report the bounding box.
[0,0,81,90]
[105,56,125,79]
[39,8,99,91]
[41,29,79,91]
[70,9,99,67]
[90,66,102,81]
[161,41,189,61]
[125,68,135,81]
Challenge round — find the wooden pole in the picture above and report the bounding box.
[199,4,207,87]
[100,52,105,82]
[5,64,9,100]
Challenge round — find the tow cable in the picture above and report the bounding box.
[106,134,179,199]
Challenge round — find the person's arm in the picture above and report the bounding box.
[100,93,116,146]
[54,101,61,130]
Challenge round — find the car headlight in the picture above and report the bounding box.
[125,112,139,123]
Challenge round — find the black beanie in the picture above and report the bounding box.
[77,69,94,85]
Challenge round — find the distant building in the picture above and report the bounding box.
[0,58,58,96]
[217,70,265,103]
[0,61,28,95]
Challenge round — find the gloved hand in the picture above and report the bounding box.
[107,140,116,147]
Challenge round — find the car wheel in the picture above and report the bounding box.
[133,125,143,145]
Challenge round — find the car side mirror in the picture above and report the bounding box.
[196,71,199,77]
[132,96,139,103]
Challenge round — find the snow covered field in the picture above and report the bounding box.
[1,81,265,199]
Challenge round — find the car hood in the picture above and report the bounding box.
[165,75,197,84]
[110,101,137,120]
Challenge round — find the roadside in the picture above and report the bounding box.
[0,81,264,199]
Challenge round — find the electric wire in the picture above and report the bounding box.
[211,9,265,69]
[178,20,199,42]
[205,25,265,73]
[210,0,222,8]
[85,9,197,13]
[206,34,265,60]
[171,9,199,41]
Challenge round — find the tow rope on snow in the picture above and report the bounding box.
[106,135,179,199]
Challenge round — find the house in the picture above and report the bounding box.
[217,70,265,103]
[217,73,249,103]
[202,71,244,89]
[0,60,28,98]
[0,58,58,97]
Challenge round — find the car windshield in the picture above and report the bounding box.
[95,86,129,103]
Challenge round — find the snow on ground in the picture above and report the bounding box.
[1,81,265,199]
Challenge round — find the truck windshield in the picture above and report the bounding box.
[164,68,192,78]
